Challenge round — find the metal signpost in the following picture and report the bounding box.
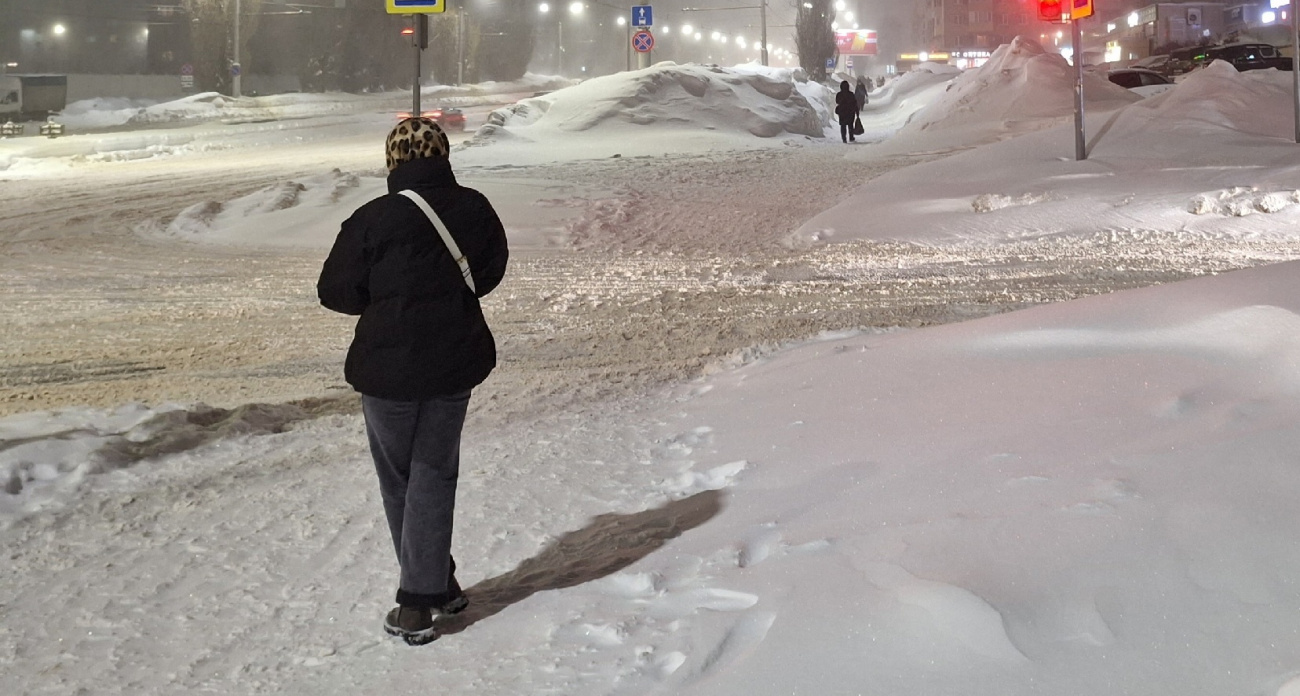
[631,6,653,69]
[386,0,445,117]
[1069,0,1093,161]
[232,0,241,97]
[1293,0,1299,143]
[633,29,655,69]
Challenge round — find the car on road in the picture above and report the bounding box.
[1105,67,1176,97]
[397,107,467,132]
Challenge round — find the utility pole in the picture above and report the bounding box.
[413,14,428,115]
[1293,0,1299,142]
[1072,15,1085,160]
[232,0,242,98]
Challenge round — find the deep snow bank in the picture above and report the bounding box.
[1099,60,1300,146]
[470,62,827,144]
[888,37,1140,152]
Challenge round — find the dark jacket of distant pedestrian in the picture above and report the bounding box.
[855,79,869,112]
[317,116,508,646]
[835,80,860,143]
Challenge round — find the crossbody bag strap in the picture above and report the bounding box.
[397,189,476,294]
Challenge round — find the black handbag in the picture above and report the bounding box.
[852,115,864,136]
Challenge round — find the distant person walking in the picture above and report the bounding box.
[835,80,860,143]
[317,117,509,646]
[855,79,869,112]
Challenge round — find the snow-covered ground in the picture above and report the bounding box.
[6,40,1300,694]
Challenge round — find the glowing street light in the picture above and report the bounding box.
[52,24,67,36]
[539,2,550,12]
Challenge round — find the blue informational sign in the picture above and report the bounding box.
[386,0,445,14]
[825,58,835,69]
[632,5,653,27]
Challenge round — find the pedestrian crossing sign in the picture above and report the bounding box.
[386,0,445,14]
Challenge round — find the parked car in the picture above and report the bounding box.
[1166,45,1210,75]
[1129,54,1171,73]
[1203,43,1293,72]
[1106,67,1174,93]
[396,107,467,132]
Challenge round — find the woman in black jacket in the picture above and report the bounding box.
[835,80,859,144]
[318,117,508,645]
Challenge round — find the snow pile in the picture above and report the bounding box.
[851,62,962,142]
[799,48,1300,246]
[124,91,258,125]
[58,97,162,130]
[1100,60,1300,149]
[0,401,308,519]
[158,169,377,246]
[972,192,1050,212]
[1189,186,1300,216]
[423,72,579,100]
[647,262,1300,693]
[471,62,826,146]
[890,36,1140,151]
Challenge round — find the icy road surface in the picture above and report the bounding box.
[3,141,1300,425]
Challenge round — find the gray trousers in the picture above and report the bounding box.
[362,391,470,608]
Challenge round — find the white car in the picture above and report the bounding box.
[1106,68,1175,98]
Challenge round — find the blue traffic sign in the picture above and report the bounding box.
[825,58,834,69]
[632,5,653,27]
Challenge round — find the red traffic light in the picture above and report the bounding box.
[401,27,415,35]
[1038,0,1063,22]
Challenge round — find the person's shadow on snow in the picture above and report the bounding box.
[436,489,724,636]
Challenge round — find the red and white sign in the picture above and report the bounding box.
[834,30,878,56]
[633,30,654,53]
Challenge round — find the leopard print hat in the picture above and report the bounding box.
[385,117,450,171]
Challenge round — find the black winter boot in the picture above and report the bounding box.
[384,606,437,645]
[439,573,469,615]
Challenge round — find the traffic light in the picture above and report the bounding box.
[400,16,429,48]
[1038,0,1063,23]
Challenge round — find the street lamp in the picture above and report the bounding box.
[540,1,585,76]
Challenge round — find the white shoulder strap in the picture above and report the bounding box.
[397,189,476,293]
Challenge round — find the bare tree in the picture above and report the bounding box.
[795,0,836,82]
[184,0,263,94]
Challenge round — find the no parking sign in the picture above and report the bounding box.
[632,30,654,53]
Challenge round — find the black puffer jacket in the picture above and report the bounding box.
[318,156,509,401]
[835,87,858,126]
